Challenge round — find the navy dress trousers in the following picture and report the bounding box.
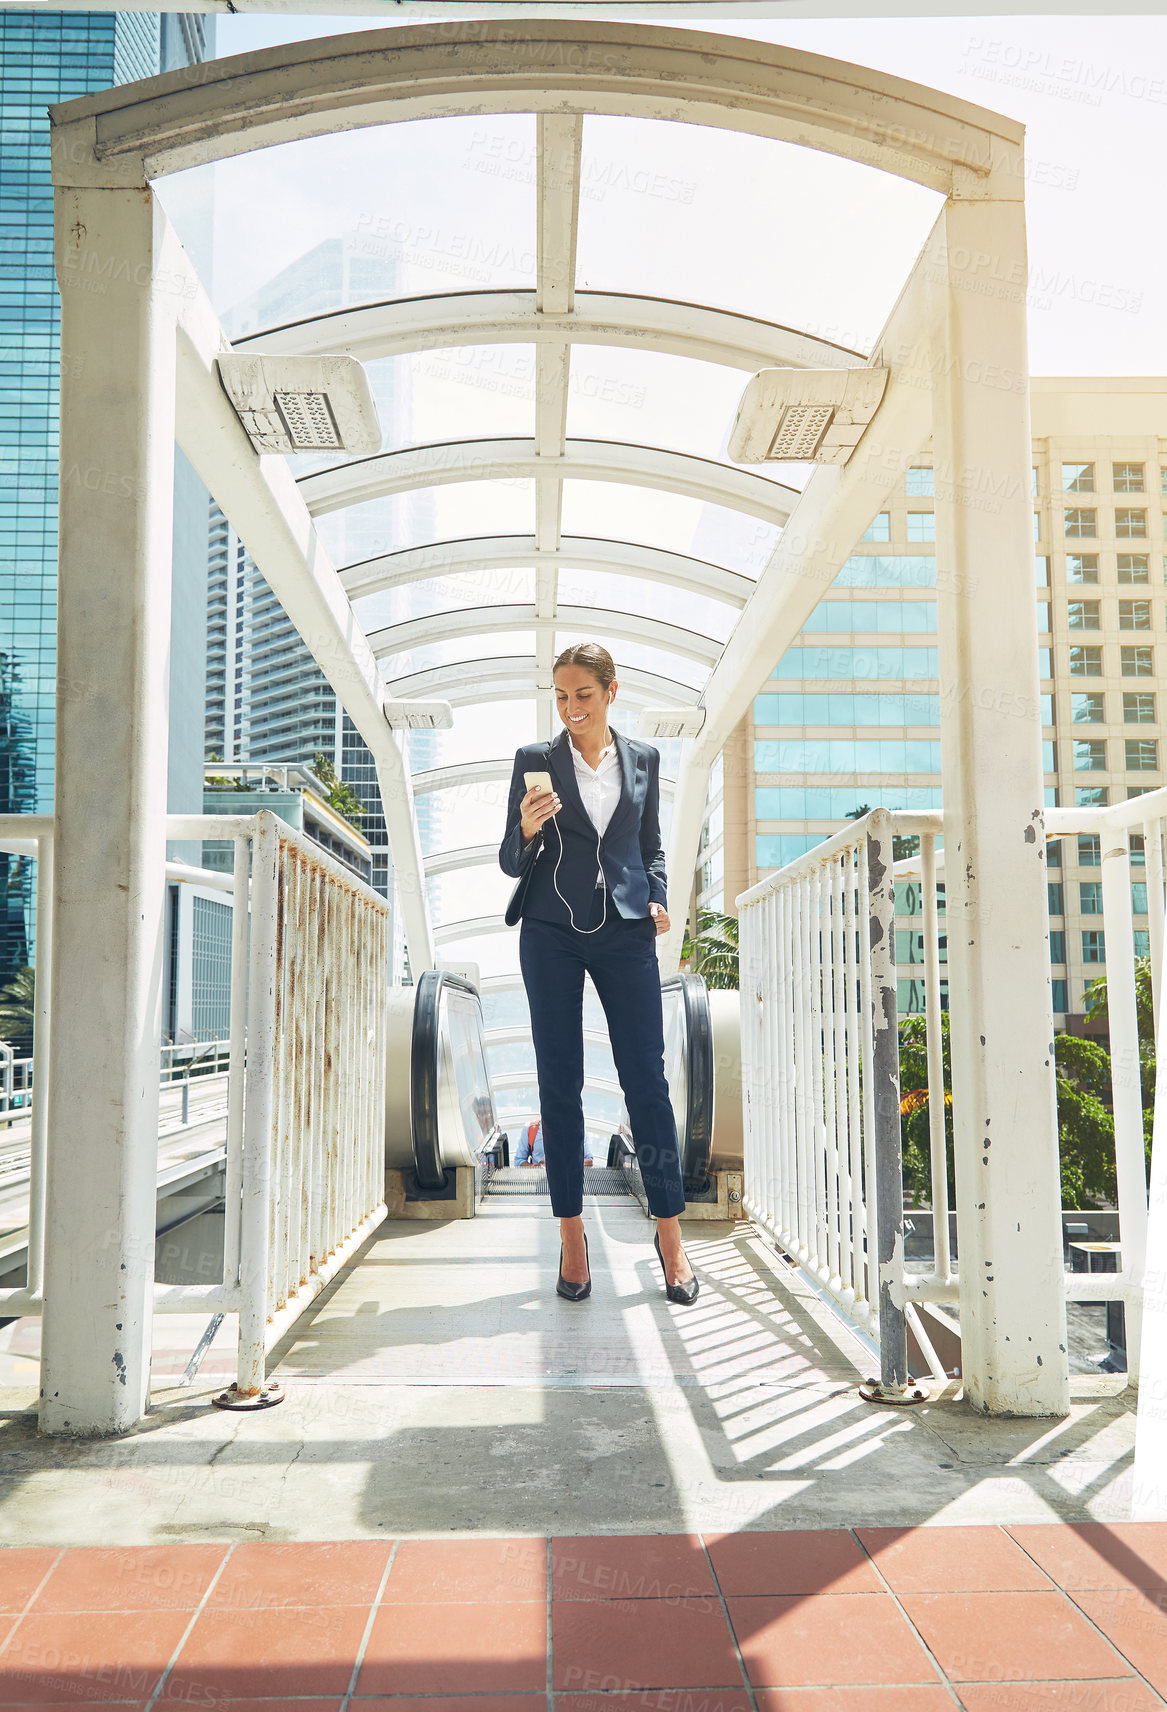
[498,727,687,1222]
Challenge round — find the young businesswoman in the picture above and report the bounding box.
[498,643,698,1306]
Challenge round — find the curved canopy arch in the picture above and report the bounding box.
[384,656,699,710]
[368,604,721,670]
[234,289,866,374]
[299,438,799,530]
[342,535,753,609]
[50,22,1022,197]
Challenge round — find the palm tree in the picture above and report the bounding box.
[0,964,35,1047]
[681,909,739,990]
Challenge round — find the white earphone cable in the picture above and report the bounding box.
[550,703,613,936]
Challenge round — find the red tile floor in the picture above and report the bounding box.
[2,1525,1167,1707]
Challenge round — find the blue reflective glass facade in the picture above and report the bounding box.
[0,11,207,983]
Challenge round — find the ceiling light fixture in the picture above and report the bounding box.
[728,368,889,466]
[217,353,382,455]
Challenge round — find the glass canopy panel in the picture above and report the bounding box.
[159,115,538,329]
[315,483,536,568]
[487,1041,536,1078]
[363,348,536,447]
[377,631,536,679]
[559,482,781,581]
[555,568,737,644]
[558,634,709,692]
[428,867,515,927]
[576,115,942,350]
[406,703,535,772]
[567,347,757,464]
[436,932,520,982]
[353,569,536,635]
[421,785,520,858]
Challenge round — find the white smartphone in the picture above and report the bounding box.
[524,771,554,795]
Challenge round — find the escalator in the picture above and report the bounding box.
[483,973,733,1210]
[385,970,500,1198]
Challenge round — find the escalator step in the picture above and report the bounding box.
[483,1166,631,1198]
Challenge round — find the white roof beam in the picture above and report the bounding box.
[51,24,1021,196]
[385,655,699,708]
[536,114,583,318]
[413,758,675,799]
[300,438,798,530]
[164,227,435,972]
[234,290,866,373]
[368,605,720,669]
[342,535,752,608]
[661,215,947,970]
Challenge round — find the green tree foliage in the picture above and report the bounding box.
[681,909,739,990]
[1085,954,1155,1183]
[0,964,34,1049]
[896,1010,1121,1210]
[312,751,365,829]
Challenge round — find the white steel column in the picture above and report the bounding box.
[41,188,176,1434]
[932,195,1069,1417]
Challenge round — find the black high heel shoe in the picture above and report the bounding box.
[654,1230,699,1304]
[557,1231,591,1302]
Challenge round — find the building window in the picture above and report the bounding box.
[1076,786,1109,807]
[906,512,935,542]
[861,513,890,542]
[1048,883,1064,915]
[1122,646,1154,676]
[1034,513,1042,542]
[1124,692,1155,723]
[905,467,934,497]
[1065,553,1099,583]
[1131,832,1147,866]
[1067,601,1101,629]
[1063,463,1095,493]
[1049,930,1066,964]
[1118,554,1150,584]
[1116,508,1148,539]
[1070,647,1103,676]
[1037,604,1050,633]
[1072,693,1105,723]
[1074,739,1106,771]
[1048,839,1062,866]
[1052,979,1069,1012]
[1135,932,1151,958]
[1036,555,1050,586]
[1064,509,1097,538]
[1082,930,1106,964]
[1119,599,1152,630]
[1126,738,1159,771]
[1114,462,1145,493]
[1080,882,1103,914]
[1078,834,1101,866]
[1132,882,1149,915]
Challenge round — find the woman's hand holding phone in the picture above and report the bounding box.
[521,773,560,845]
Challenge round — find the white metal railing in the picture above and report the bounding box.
[740,787,1167,1424]
[0,816,53,1309]
[156,810,390,1400]
[737,808,948,1397]
[0,809,389,1404]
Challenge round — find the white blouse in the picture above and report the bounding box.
[570,738,621,837]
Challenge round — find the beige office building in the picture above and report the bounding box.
[701,378,1167,1025]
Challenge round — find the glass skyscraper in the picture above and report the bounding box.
[0,10,212,983]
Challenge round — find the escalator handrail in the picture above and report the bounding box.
[661,971,714,1192]
[410,968,483,1192]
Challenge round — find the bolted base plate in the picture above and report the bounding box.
[859,1377,930,1406]
[211,1380,285,1412]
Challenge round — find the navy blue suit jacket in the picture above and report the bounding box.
[499,728,668,928]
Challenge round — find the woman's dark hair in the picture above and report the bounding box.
[553,642,616,692]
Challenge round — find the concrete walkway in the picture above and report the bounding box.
[0,1206,1136,1545]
